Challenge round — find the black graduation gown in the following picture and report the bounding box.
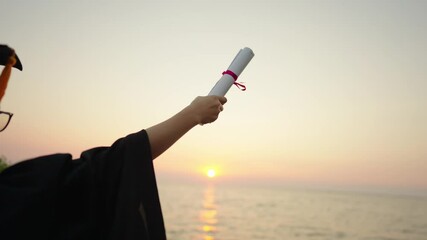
[0,130,166,240]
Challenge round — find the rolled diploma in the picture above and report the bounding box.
[208,47,255,96]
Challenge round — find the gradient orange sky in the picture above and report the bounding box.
[0,0,426,195]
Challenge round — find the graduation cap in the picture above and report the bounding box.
[0,45,23,71]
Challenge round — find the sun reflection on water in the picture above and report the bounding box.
[199,184,218,240]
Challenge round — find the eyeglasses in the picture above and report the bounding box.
[0,111,13,132]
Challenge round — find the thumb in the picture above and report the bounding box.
[7,53,17,66]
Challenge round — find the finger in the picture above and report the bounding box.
[219,105,224,112]
[8,56,17,66]
[218,96,227,105]
[208,95,227,104]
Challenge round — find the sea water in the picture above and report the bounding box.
[157,181,427,240]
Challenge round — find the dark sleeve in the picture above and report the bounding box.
[62,129,166,240]
[0,130,166,240]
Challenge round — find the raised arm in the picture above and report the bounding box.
[146,95,227,160]
[0,53,16,102]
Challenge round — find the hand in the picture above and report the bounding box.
[188,95,227,125]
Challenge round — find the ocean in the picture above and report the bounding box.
[157,181,427,240]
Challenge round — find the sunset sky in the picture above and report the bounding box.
[1,0,426,195]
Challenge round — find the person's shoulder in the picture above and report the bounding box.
[20,153,72,165]
[1,153,73,177]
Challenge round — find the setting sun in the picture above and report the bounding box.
[207,169,216,178]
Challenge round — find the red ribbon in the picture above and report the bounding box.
[222,70,246,91]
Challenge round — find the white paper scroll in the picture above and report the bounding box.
[208,47,255,96]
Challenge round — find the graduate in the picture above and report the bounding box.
[0,45,227,240]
